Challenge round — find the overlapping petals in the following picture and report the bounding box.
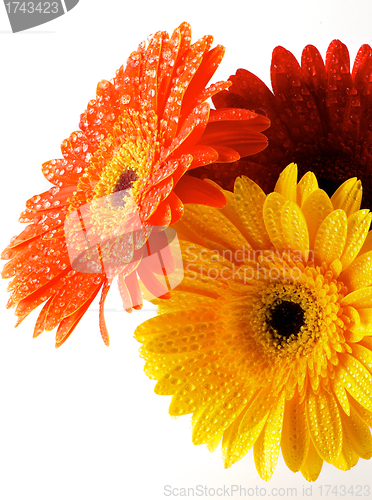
[1,22,269,347]
[191,40,372,209]
[135,164,372,481]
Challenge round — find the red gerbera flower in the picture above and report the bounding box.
[192,40,372,206]
[1,22,269,347]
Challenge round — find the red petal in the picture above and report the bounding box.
[181,45,226,118]
[212,146,240,163]
[141,31,163,113]
[162,38,207,147]
[146,200,172,227]
[325,40,352,132]
[187,145,219,169]
[351,44,372,137]
[301,44,328,130]
[161,102,210,162]
[212,68,294,162]
[174,176,226,207]
[140,176,174,221]
[209,108,270,131]
[199,118,268,158]
[271,46,323,141]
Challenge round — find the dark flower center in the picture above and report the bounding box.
[267,300,305,339]
[112,169,138,207]
[113,168,138,193]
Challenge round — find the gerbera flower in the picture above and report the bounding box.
[135,163,372,481]
[191,39,372,207]
[1,22,270,347]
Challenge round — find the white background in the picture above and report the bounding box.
[1,1,372,499]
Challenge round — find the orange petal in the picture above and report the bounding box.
[99,278,111,346]
[174,176,226,207]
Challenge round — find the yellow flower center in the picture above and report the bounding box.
[223,254,351,396]
[92,110,160,203]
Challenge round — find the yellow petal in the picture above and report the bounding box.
[254,392,286,481]
[263,192,287,252]
[274,163,298,202]
[350,343,372,374]
[341,287,372,308]
[340,353,372,412]
[222,406,268,468]
[300,439,323,482]
[239,387,275,433]
[341,211,372,270]
[281,392,310,472]
[297,171,318,207]
[349,394,372,427]
[340,251,372,291]
[206,431,223,452]
[301,189,333,247]
[331,377,350,415]
[168,368,234,415]
[359,230,372,256]
[305,388,342,463]
[181,204,250,255]
[341,406,372,459]
[314,210,347,266]
[281,201,309,260]
[333,417,359,470]
[192,384,252,445]
[331,178,362,216]
[233,176,272,249]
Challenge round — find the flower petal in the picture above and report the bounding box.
[341,210,372,270]
[331,178,362,216]
[305,388,342,463]
[253,392,286,481]
[222,406,268,468]
[281,392,310,472]
[233,176,271,249]
[340,250,372,291]
[281,200,309,258]
[301,189,333,247]
[341,407,372,459]
[263,192,287,252]
[300,439,323,482]
[174,176,226,208]
[314,210,347,266]
[325,40,352,132]
[297,171,319,207]
[274,163,297,202]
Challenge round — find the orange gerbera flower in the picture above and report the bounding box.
[1,22,269,347]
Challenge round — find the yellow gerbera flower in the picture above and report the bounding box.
[135,163,372,482]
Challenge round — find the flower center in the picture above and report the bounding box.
[266,300,305,339]
[113,168,138,193]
